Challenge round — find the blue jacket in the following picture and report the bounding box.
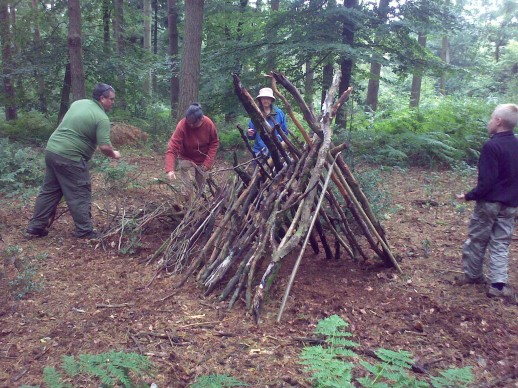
[247,106,288,156]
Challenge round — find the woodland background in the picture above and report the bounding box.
[1,1,518,387]
[0,0,517,162]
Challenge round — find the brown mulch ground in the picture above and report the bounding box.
[1,152,517,387]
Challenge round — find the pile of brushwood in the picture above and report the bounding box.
[146,71,401,323]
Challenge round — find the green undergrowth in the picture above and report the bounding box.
[0,138,44,199]
[2,245,46,300]
[300,315,474,387]
[21,351,155,388]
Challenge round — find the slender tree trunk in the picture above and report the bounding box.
[177,0,204,117]
[439,35,449,95]
[265,0,280,71]
[168,0,179,116]
[57,63,72,124]
[68,0,86,101]
[336,0,357,128]
[366,62,381,112]
[102,0,111,54]
[321,60,333,108]
[143,0,152,96]
[365,0,390,112]
[410,33,427,108]
[0,2,17,120]
[152,0,158,93]
[304,59,314,113]
[114,0,127,108]
[32,0,47,113]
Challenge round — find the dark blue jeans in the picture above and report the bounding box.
[28,151,93,237]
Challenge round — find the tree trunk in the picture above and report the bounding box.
[152,0,158,93]
[177,0,204,118]
[410,33,427,108]
[114,0,127,109]
[32,0,47,113]
[265,0,280,72]
[304,59,314,113]
[439,35,449,95]
[365,0,391,112]
[68,0,86,101]
[336,0,357,128]
[57,63,72,125]
[366,62,381,112]
[143,0,152,96]
[320,60,333,108]
[102,0,111,54]
[0,2,17,120]
[168,0,180,117]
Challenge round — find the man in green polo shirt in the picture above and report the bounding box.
[26,83,121,239]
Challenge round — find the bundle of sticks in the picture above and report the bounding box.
[149,70,401,322]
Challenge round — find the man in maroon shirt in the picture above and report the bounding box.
[165,103,220,199]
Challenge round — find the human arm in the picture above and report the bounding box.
[247,120,256,139]
[164,122,185,179]
[98,144,121,159]
[464,144,498,201]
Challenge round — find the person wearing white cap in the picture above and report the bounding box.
[247,87,288,158]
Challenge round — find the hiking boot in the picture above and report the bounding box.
[455,274,486,286]
[75,230,101,239]
[487,285,514,299]
[25,227,49,237]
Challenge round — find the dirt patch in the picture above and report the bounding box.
[0,154,517,387]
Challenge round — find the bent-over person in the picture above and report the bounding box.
[165,103,220,199]
[26,83,120,239]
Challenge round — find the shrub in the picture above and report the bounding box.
[0,138,44,198]
[3,245,45,300]
[0,111,55,145]
[341,98,492,167]
[90,157,139,190]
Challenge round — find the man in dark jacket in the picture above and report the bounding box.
[456,103,518,299]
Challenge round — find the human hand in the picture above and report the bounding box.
[456,193,465,201]
[113,150,121,159]
[167,171,176,180]
[247,128,255,137]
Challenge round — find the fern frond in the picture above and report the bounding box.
[191,373,248,387]
[42,366,69,388]
[430,366,473,388]
[374,348,414,370]
[314,314,349,336]
[61,355,80,377]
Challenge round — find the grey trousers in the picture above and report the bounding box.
[28,151,93,237]
[462,201,517,284]
[176,159,207,200]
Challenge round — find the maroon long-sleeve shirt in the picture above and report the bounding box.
[165,116,220,172]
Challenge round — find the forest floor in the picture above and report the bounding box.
[1,150,517,387]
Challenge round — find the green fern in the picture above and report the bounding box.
[43,351,154,388]
[191,373,249,387]
[42,366,71,388]
[300,315,475,387]
[430,366,474,388]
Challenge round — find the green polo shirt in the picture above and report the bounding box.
[46,99,112,162]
